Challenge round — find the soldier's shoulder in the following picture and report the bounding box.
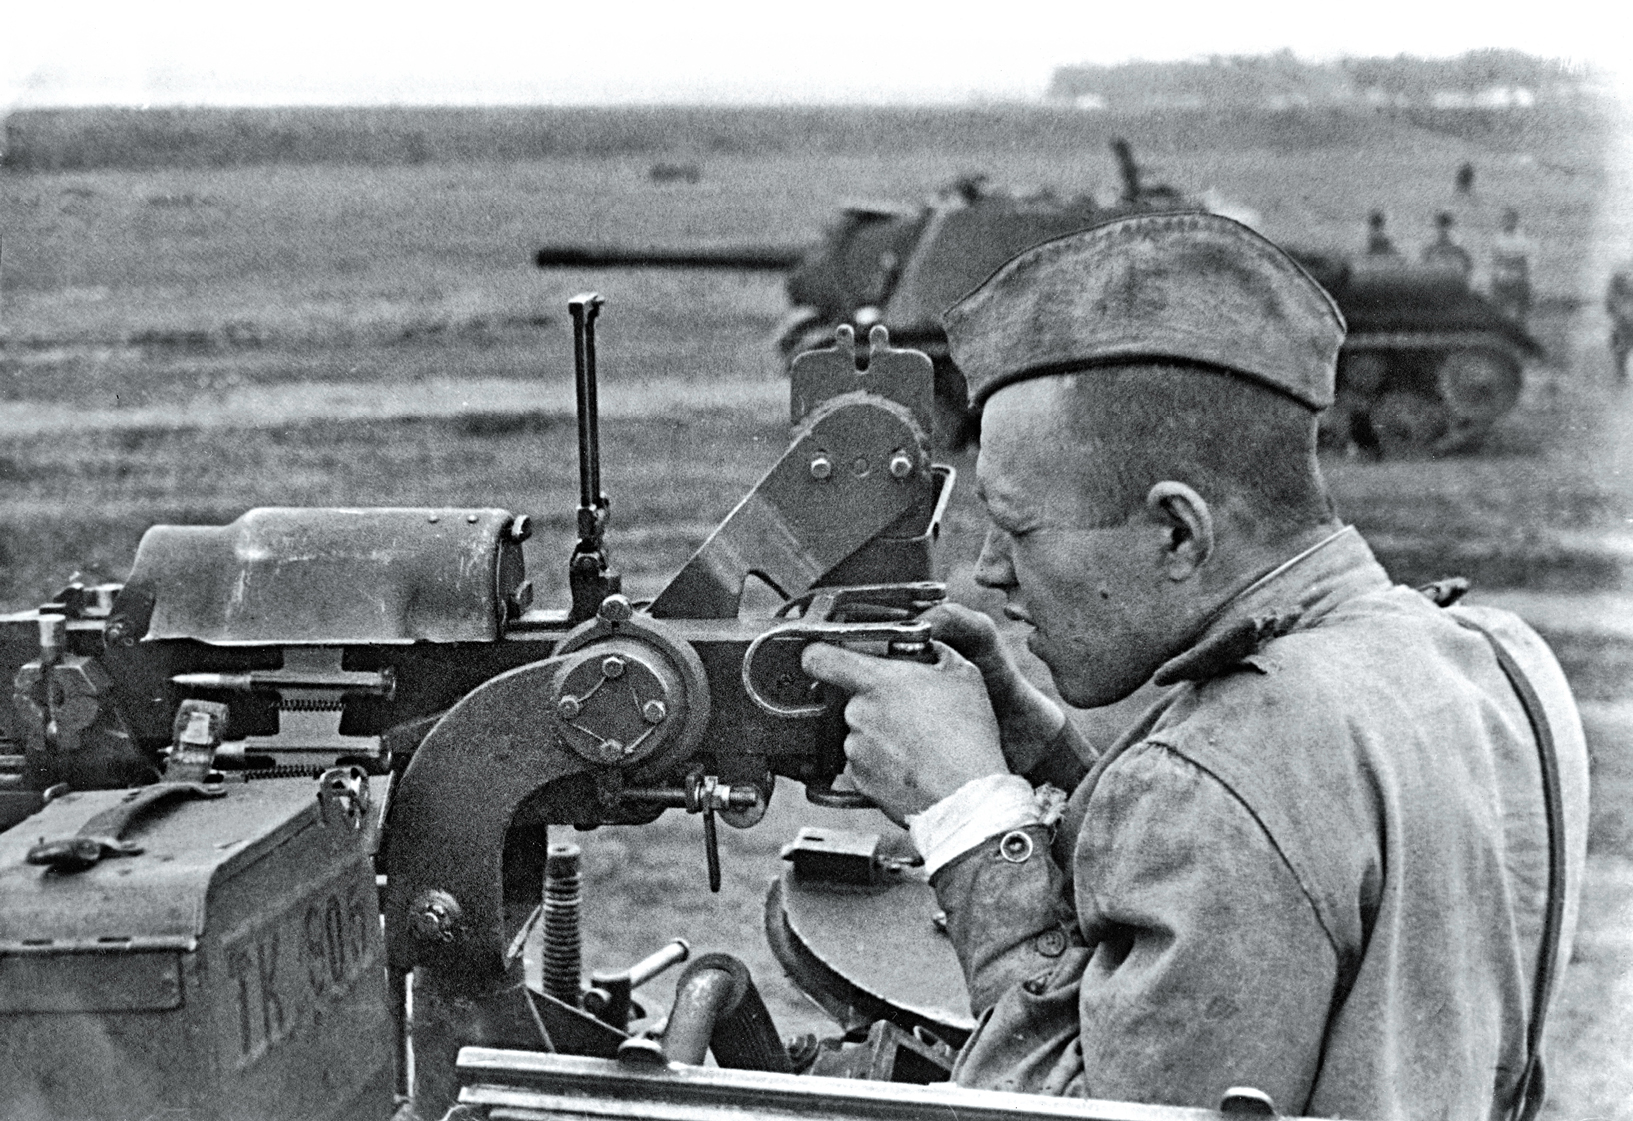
[1149,585,1458,749]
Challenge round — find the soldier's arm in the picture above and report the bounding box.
[933,741,1336,1109]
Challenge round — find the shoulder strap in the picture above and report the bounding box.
[1450,615,1567,1121]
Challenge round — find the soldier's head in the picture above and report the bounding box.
[1501,208,1521,233]
[1369,209,1387,231]
[943,213,1345,705]
[1436,211,1457,234]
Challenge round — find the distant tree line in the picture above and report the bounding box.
[7,105,1145,171]
[1049,49,1597,109]
[0,92,1605,173]
[0,103,1444,171]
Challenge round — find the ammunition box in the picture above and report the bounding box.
[0,779,393,1121]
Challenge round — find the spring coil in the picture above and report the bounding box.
[279,698,345,712]
[242,764,327,780]
[541,842,583,1006]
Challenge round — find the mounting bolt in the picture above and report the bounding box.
[408,890,463,944]
[557,696,582,720]
[888,450,914,479]
[597,594,633,624]
[602,656,626,680]
[809,455,833,480]
[642,699,668,724]
[103,617,137,648]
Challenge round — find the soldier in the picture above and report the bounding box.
[1608,264,1633,381]
[1456,161,1477,196]
[1489,208,1534,325]
[804,214,1589,1119]
[1364,209,1398,256]
[1422,210,1473,276]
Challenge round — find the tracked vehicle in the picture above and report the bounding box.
[536,142,1542,454]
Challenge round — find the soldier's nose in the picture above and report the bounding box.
[974,530,1015,589]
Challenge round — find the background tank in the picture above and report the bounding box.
[535,142,1543,453]
[1290,252,1542,455]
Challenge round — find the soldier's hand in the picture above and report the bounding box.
[922,603,1066,776]
[801,639,1007,826]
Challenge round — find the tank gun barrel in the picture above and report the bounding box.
[535,244,810,271]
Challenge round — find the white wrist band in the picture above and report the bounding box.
[907,774,1041,878]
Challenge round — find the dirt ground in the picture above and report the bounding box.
[2,103,1630,1116]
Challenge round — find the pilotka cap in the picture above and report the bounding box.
[943,212,1346,410]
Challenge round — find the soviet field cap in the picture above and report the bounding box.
[943,211,1346,410]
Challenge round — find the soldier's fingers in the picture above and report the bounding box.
[929,639,987,680]
[801,640,886,691]
[924,603,999,650]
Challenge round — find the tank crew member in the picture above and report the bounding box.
[1422,210,1474,276]
[1607,264,1633,381]
[1489,208,1534,325]
[1364,209,1398,256]
[1456,161,1477,196]
[803,213,1589,1119]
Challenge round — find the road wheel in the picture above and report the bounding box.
[1436,348,1522,427]
[1366,390,1450,457]
[1339,352,1390,398]
[1318,392,1367,451]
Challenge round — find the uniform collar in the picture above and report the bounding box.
[1152,525,1392,686]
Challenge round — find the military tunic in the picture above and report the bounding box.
[931,530,1589,1119]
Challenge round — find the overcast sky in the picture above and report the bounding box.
[5,0,1628,109]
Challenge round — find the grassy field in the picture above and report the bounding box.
[0,104,1611,397]
[2,103,1631,1116]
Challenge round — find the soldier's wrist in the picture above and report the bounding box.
[996,689,1066,773]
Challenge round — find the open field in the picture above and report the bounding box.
[2,103,1631,1116]
[0,104,1613,400]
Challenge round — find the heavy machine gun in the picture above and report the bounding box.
[0,298,956,1118]
[0,298,1312,1121]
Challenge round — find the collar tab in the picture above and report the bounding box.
[1153,611,1302,686]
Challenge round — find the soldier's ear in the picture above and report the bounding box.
[1145,482,1213,581]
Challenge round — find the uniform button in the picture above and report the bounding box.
[1034,928,1068,958]
[998,830,1034,863]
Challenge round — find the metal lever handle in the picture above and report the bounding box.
[585,938,692,1029]
[26,781,226,872]
[685,774,726,892]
